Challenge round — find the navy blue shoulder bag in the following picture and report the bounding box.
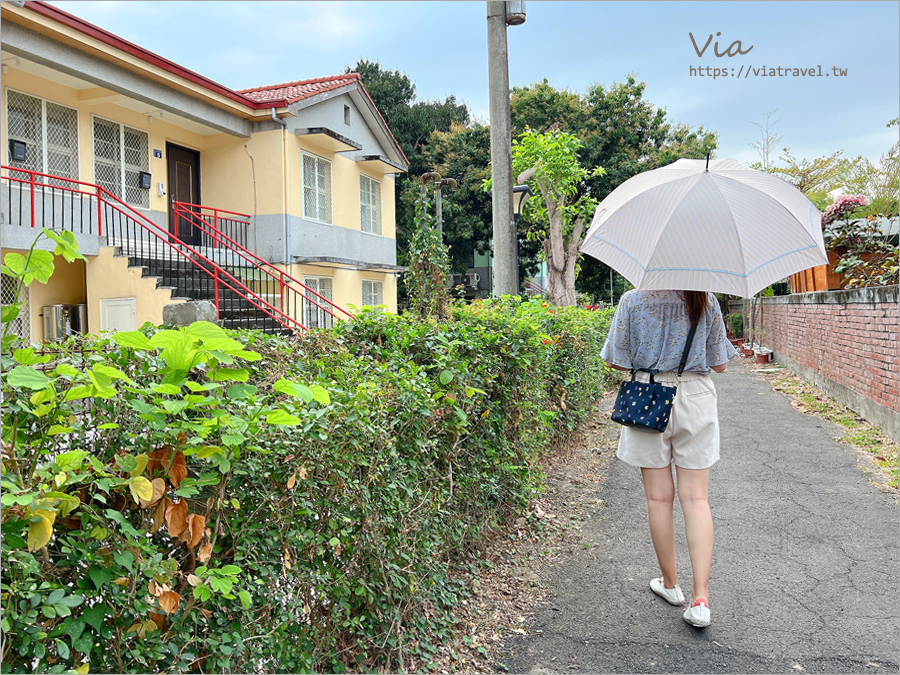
[611,323,698,433]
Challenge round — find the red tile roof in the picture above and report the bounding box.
[238,74,361,104]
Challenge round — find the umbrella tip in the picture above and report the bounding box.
[705,151,710,171]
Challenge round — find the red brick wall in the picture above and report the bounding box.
[756,287,899,416]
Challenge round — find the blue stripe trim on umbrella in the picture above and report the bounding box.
[746,243,824,274]
[589,233,822,278]
[586,233,648,268]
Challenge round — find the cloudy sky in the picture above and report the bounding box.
[50,1,899,166]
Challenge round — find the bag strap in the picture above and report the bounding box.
[630,323,699,383]
[677,323,699,377]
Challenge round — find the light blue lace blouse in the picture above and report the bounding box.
[600,290,738,374]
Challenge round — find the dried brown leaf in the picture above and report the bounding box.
[287,472,297,490]
[169,450,187,488]
[183,513,205,548]
[298,466,308,479]
[146,448,171,475]
[165,500,188,539]
[158,590,182,615]
[148,612,167,631]
[198,540,212,564]
[150,497,171,534]
[140,477,167,509]
[187,574,202,587]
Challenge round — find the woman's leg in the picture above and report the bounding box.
[675,466,713,603]
[641,466,678,588]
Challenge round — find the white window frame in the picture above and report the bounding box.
[361,278,384,308]
[301,151,333,225]
[4,87,80,180]
[360,174,382,236]
[301,275,334,329]
[91,114,150,209]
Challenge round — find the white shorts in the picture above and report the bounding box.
[616,371,720,470]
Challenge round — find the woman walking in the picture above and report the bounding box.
[601,289,737,628]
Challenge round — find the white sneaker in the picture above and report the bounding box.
[683,599,711,627]
[650,577,685,605]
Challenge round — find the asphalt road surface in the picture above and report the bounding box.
[504,359,898,674]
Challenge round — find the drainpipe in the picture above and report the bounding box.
[271,108,290,264]
[243,145,258,254]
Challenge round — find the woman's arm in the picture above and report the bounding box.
[606,361,632,372]
[710,363,727,373]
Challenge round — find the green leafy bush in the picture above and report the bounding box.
[1,296,614,673]
[726,312,744,339]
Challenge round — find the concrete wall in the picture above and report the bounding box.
[757,287,899,441]
[84,247,184,335]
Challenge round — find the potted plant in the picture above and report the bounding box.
[726,312,745,349]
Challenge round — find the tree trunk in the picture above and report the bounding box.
[544,212,585,307]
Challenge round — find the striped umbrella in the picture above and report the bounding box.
[580,158,828,297]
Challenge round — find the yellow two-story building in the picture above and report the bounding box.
[1,0,408,341]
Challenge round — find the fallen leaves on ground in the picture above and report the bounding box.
[428,391,619,673]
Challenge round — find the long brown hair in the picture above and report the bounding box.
[684,291,710,329]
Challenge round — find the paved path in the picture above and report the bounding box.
[505,358,898,674]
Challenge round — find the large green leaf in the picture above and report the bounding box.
[43,228,86,263]
[308,384,331,405]
[112,331,153,350]
[157,332,198,372]
[184,321,227,340]
[209,367,249,382]
[93,364,136,386]
[264,409,302,426]
[1,303,21,324]
[273,378,314,403]
[7,365,52,390]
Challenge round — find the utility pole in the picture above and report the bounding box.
[486,1,524,296]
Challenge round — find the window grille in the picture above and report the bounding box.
[302,153,332,223]
[360,175,382,235]
[361,279,384,307]
[1,273,31,345]
[302,276,334,329]
[93,117,149,208]
[5,91,78,183]
[45,103,78,185]
[6,91,42,176]
[93,118,121,199]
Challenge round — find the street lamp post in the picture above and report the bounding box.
[487,1,527,297]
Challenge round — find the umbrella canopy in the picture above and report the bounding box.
[580,158,828,298]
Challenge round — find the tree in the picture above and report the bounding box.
[768,148,854,209]
[347,59,471,297]
[749,109,782,170]
[401,122,495,273]
[511,77,718,302]
[839,119,899,217]
[489,129,604,306]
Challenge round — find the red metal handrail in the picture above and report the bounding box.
[2,166,308,332]
[173,201,353,321]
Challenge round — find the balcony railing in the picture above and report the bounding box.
[2,166,353,333]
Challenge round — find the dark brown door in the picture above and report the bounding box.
[166,144,201,245]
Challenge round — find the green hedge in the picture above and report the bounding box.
[1,297,614,673]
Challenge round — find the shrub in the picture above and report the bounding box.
[726,312,744,339]
[1,297,614,673]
